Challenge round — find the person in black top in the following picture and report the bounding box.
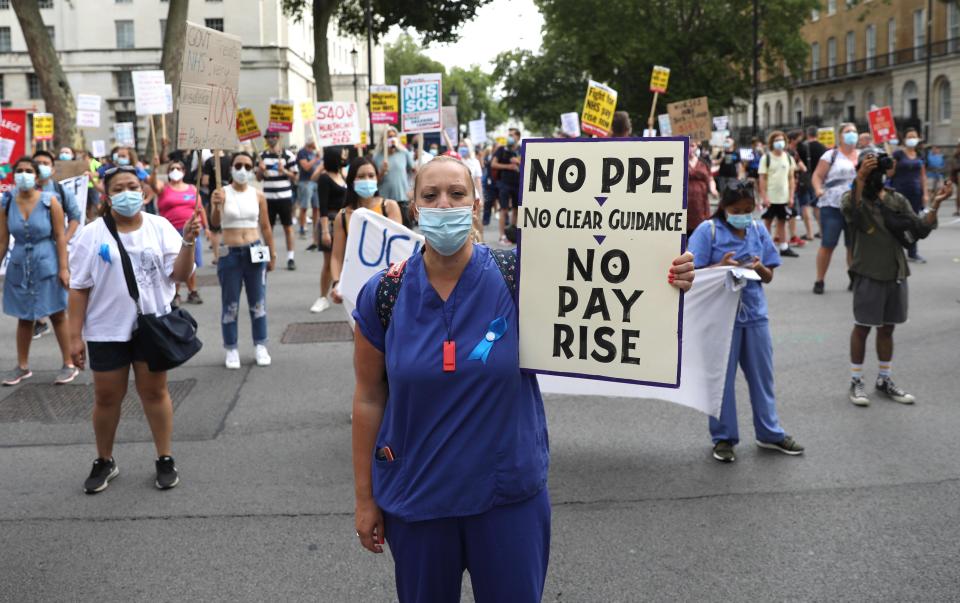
[716,135,743,194]
[490,127,522,245]
[797,126,827,240]
[309,148,348,314]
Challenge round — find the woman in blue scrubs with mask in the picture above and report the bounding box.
[351,156,696,602]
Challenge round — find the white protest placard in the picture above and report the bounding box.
[642,129,657,137]
[0,138,14,164]
[59,174,90,236]
[315,101,361,146]
[400,73,442,133]
[338,208,424,325]
[517,138,687,387]
[132,70,168,116]
[739,148,755,162]
[468,118,487,144]
[712,115,729,132]
[441,105,458,145]
[657,114,672,137]
[91,140,107,158]
[710,130,729,148]
[560,112,581,137]
[164,84,174,114]
[177,21,242,149]
[114,122,136,147]
[76,94,101,128]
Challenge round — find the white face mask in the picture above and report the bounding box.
[168,169,184,182]
[905,138,920,148]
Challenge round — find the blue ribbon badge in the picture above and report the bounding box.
[468,317,508,364]
[99,243,112,264]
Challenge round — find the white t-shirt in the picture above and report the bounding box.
[70,213,186,341]
[817,148,859,209]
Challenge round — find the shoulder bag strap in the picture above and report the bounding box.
[490,248,518,299]
[102,212,142,309]
[376,259,408,329]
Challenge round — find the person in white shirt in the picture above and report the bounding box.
[67,165,200,494]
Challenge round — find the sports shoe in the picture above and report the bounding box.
[287,258,296,271]
[756,435,805,455]
[789,236,806,247]
[780,247,799,258]
[83,457,119,494]
[32,320,50,340]
[310,296,331,313]
[2,366,32,386]
[813,280,825,295]
[225,348,241,370]
[186,290,203,305]
[54,365,79,385]
[876,377,915,404]
[255,344,272,367]
[849,378,870,406]
[712,440,735,463]
[305,243,318,252]
[155,456,180,490]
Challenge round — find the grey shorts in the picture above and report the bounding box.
[853,275,908,327]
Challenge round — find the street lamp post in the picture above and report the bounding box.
[365,0,374,148]
[448,88,459,147]
[350,48,359,104]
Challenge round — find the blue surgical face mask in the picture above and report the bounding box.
[842,131,858,146]
[726,212,753,230]
[507,136,516,146]
[772,140,786,151]
[417,206,474,256]
[38,165,53,180]
[905,137,919,148]
[354,179,378,199]
[113,153,131,166]
[110,190,143,217]
[14,172,36,192]
[888,138,899,146]
[59,153,74,161]
[458,147,469,158]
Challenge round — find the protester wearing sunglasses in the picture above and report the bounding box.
[209,152,276,369]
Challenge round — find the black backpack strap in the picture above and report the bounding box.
[102,212,141,309]
[490,248,518,297]
[375,259,408,329]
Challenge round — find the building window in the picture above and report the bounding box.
[160,19,166,40]
[811,42,820,73]
[116,71,134,98]
[844,91,856,122]
[827,0,836,16]
[845,31,855,65]
[811,8,819,22]
[888,18,896,56]
[0,26,10,52]
[38,0,53,8]
[0,0,9,8]
[204,18,224,32]
[949,3,959,52]
[0,75,5,101]
[827,37,837,76]
[885,85,894,109]
[937,78,952,122]
[864,89,875,114]
[762,103,770,127]
[866,25,876,69]
[27,73,41,99]
[116,20,135,49]
[810,97,820,118]
[775,101,783,125]
[914,9,925,60]
[902,81,919,118]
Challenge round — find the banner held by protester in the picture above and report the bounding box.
[401,73,442,133]
[580,80,618,137]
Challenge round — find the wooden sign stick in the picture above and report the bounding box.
[149,115,160,162]
[647,92,660,130]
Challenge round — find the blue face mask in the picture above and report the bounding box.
[38,165,53,180]
[417,207,474,256]
[726,212,753,230]
[113,154,131,166]
[458,147,469,158]
[772,140,785,151]
[59,153,74,161]
[110,190,144,217]
[354,179,378,199]
[14,172,36,192]
[507,136,516,146]
[842,131,858,146]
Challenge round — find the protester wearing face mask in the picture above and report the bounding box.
[745,138,765,181]
[67,164,199,493]
[96,147,147,193]
[0,157,77,386]
[490,128,523,245]
[716,137,744,194]
[309,148,349,313]
[349,155,695,601]
[687,140,718,235]
[329,158,402,305]
[209,152,276,370]
[374,127,416,227]
[811,123,859,294]
[257,131,299,270]
[758,131,799,258]
[150,159,207,305]
[888,128,929,263]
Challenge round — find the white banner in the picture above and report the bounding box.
[132,70,168,116]
[400,73,442,134]
[76,94,102,128]
[315,101,361,146]
[468,118,487,144]
[114,122,136,147]
[560,112,581,137]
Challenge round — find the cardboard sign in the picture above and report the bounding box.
[370,85,399,125]
[400,73,442,133]
[54,160,93,180]
[817,127,836,148]
[114,122,136,147]
[33,113,54,141]
[666,96,711,143]
[76,94,102,128]
[649,65,671,94]
[132,70,168,116]
[441,105,458,145]
[315,101,361,146]
[712,115,729,131]
[517,138,687,386]
[657,114,672,137]
[177,21,242,149]
[268,100,294,133]
[581,80,618,137]
[868,106,896,144]
[469,118,488,144]
[91,140,107,158]
[560,112,581,137]
[236,107,261,142]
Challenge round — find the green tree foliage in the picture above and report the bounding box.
[495,0,819,134]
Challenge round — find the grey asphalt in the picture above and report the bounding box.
[2,207,960,602]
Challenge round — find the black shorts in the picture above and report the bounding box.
[201,190,222,233]
[318,212,337,252]
[498,181,520,210]
[853,275,908,326]
[267,199,294,227]
[762,203,790,221]
[87,340,145,372]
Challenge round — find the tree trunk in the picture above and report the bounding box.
[313,0,340,101]
[160,0,190,154]
[12,0,81,151]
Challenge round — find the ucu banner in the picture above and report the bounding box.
[338,208,423,325]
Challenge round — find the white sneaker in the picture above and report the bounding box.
[225,348,241,370]
[310,297,331,313]
[255,345,271,367]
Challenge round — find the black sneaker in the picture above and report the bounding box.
[849,378,870,406]
[813,280,825,295]
[780,247,799,258]
[712,440,735,463]
[876,377,915,404]
[155,456,180,490]
[83,458,119,494]
[32,320,50,340]
[287,258,296,271]
[757,435,805,455]
[305,243,318,251]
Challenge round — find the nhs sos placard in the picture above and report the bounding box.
[401,73,442,133]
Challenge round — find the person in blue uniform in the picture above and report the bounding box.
[351,155,696,602]
[687,182,805,463]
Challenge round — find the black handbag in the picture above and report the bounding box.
[103,213,202,372]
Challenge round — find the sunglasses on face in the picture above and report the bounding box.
[233,164,253,171]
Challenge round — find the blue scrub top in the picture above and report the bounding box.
[354,244,549,522]
[687,218,781,325]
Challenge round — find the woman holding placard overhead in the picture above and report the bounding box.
[350,155,695,602]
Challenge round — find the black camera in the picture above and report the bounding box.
[875,152,895,172]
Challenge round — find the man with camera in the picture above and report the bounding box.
[842,150,953,406]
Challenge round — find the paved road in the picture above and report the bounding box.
[2,208,960,602]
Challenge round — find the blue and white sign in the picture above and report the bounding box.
[400,72,442,134]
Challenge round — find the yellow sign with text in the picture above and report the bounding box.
[649,66,671,94]
[300,101,316,123]
[268,100,294,133]
[581,80,618,138]
[33,113,54,141]
[817,127,836,148]
[236,107,262,142]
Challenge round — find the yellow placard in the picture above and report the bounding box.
[817,127,836,148]
[268,101,294,133]
[400,133,408,145]
[580,80,618,138]
[236,107,262,141]
[370,85,400,125]
[496,136,507,146]
[649,66,671,94]
[33,113,54,141]
[359,130,368,146]
[300,101,316,123]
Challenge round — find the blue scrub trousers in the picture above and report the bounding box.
[383,488,551,603]
[709,322,786,445]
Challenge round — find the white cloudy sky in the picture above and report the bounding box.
[385,0,544,72]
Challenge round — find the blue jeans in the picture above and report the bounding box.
[297,180,318,210]
[217,243,268,349]
[819,206,850,249]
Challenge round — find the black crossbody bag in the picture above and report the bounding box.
[103,213,202,372]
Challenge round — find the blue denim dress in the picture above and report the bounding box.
[2,192,67,321]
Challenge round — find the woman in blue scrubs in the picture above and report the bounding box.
[351,156,696,602]
[687,182,805,464]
